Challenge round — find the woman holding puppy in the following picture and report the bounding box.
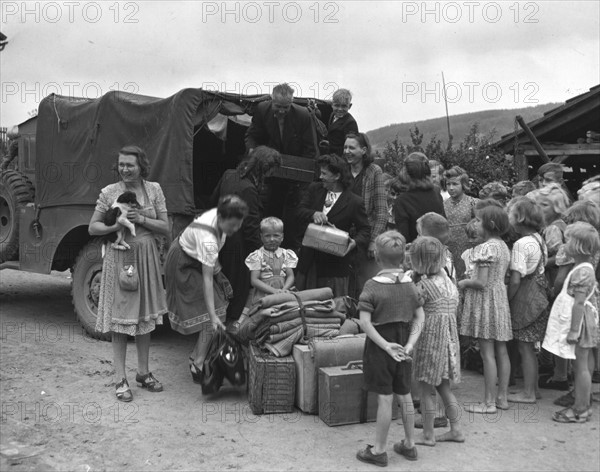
[88,145,170,402]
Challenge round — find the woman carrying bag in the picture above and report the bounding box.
[296,154,370,297]
[164,195,248,385]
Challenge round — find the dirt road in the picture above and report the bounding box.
[1,269,599,471]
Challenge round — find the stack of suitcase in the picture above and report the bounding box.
[293,334,399,426]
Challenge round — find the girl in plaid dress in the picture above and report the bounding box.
[411,237,464,445]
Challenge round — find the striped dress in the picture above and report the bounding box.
[413,273,461,386]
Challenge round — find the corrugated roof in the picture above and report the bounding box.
[494,85,600,151]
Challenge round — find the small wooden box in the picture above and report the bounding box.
[318,361,399,426]
[248,344,296,415]
[302,223,350,257]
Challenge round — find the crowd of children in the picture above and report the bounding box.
[355,162,599,466]
[236,104,599,465]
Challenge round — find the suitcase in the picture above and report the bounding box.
[302,223,350,257]
[318,361,399,426]
[293,334,366,414]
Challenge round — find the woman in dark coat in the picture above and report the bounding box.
[296,154,370,297]
[209,146,281,322]
[393,152,446,243]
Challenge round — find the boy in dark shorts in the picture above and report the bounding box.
[356,231,425,467]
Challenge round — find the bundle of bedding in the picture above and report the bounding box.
[235,288,346,356]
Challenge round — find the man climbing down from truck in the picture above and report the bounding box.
[245,83,317,252]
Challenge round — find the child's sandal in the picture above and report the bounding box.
[552,407,590,423]
[115,378,133,402]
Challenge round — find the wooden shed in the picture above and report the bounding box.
[494,85,600,194]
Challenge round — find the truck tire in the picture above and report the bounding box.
[72,238,110,341]
[0,170,34,262]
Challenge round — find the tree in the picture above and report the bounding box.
[378,123,516,196]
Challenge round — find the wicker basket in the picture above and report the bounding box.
[248,344,296,414]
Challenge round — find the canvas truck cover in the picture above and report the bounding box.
[35,89,270,215]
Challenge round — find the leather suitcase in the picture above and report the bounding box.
[318,361,399,427]
[293,334,366,414]
[302,223,350,257]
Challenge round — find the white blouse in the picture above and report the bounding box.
[179,208,226,269]
[510,234,547,277]
[323,191,342,215]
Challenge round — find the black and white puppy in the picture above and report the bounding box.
[103,191,141,250]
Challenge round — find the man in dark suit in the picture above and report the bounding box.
[245,83,317,251]
[245,83,316,158]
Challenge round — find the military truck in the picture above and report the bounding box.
[0,89,331,339]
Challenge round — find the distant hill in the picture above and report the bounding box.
[367,103,561,151]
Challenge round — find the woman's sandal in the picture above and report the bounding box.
[115,378,133,402]
[136,372,164,392]
[552,407,591,424]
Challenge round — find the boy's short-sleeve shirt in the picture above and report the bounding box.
[358,272,423,325]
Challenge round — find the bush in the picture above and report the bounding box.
[377,123,516,197]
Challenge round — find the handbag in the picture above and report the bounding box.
[201,329,226,394]
[509,235,549,330]
[302,223,350,257]
[218,335,246,386]
[201,328,246,394]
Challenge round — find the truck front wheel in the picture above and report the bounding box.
[72,238,110,341]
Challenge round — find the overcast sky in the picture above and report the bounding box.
[1,1,599,131]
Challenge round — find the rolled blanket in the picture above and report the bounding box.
[268,300,337,317]
[269,323,341,342]
[264,326,340,357]
[253,288,333,310]
[264,330,303,356]
[252,300,343,320]
[235,312,271,343]
[269,308,345,325]
[270,317,344,334]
